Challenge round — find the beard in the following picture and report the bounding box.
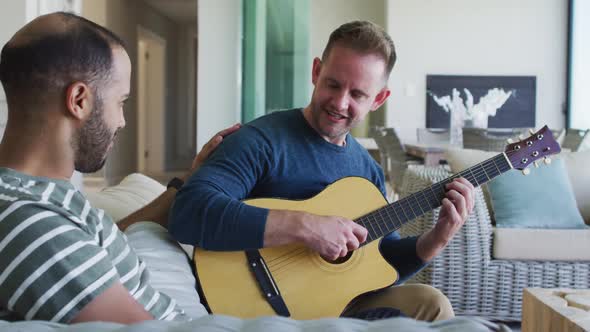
[72,95,118,173]
[310,101,356,139]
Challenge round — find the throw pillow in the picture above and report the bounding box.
[85,173,166,222]
[445,148,590,227]
[126,222,208,319]
[488,157,587,229]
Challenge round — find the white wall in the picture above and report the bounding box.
[0,3,26,46]
[310,0,386,62]
[387,0,568,141]
[196,0,242,151]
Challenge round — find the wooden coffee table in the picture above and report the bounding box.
[522,288,590,332]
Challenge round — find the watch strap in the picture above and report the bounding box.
[167,177,184,190]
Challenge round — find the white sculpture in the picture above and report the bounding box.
[431,87,513,128]
[429,87,513,145]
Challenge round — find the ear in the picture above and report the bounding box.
[65,82,92,121]
[311,57,322,85]
[371,87,391,111]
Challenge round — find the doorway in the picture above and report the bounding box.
[137,26,166,175]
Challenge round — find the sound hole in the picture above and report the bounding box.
[322,251,353,264]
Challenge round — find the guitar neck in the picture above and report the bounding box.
[356,153,513,244]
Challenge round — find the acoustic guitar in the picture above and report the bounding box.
[193,126,560,319]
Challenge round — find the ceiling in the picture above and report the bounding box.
[143,0,197,23]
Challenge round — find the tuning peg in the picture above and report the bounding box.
[518,135,525,140]
[529,129,535,136]
[534,161,539,168]
[544,157,552,165]
[506,138,514,144]
[522,168,531,175]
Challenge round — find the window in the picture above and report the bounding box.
[242,0,311,122]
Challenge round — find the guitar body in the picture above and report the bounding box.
[193,177,398,319]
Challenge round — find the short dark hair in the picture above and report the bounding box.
[322,21,396,79]
[0,12,127,105]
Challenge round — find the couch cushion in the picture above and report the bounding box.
[487,157,587,229]
[84,174,204,313]
[493,227,590,260]
[85,173,166,222]
[125,222,208,319]
[0,315,510,331]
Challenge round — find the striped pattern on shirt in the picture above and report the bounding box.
[0,168,187,323]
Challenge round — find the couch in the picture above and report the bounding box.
[0,173,511,331]
[398,150,590,322]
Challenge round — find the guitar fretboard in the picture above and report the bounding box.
[356,153,512,244]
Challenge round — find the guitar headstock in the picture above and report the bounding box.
[505,126,561,172]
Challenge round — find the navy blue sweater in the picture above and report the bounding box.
[170,109,426,282]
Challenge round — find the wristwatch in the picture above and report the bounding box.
[167,177,184,191]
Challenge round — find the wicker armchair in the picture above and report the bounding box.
[369,126,418,194]
[562,129,590,151]
[416,128,450,144]
[397,165,590,321]
[462,128,532,152]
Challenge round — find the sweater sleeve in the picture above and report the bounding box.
[169,126,272,250]
[379,233,428,284]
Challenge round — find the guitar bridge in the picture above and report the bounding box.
[245,250,291,317]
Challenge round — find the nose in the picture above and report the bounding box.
[331,89,350,112]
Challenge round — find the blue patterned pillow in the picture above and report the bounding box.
[488,158,588,229]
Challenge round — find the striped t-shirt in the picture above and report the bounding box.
[0,168,188,323]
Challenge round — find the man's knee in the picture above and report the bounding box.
[411,284,454,321]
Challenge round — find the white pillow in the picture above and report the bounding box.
[125,222,208,319]
[85,173,166,222]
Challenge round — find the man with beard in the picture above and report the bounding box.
[0,12,238,323]
[170,21,475,321]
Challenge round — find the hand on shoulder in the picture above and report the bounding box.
[184,123,241,180]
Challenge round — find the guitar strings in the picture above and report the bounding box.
[369,143,547,234]
[268,249,309,275]
[268,154,499,273]
[364,153,509,236]
[264,145,548,275]
[267,247,307,267]
[266,247,307,265]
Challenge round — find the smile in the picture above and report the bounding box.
[326,110,348,120]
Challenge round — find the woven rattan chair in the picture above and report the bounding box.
[562,129,590,151]
[462,128,532,152]
[416,128,450,144]
[397,165,590,321]
[369,126,417,194]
